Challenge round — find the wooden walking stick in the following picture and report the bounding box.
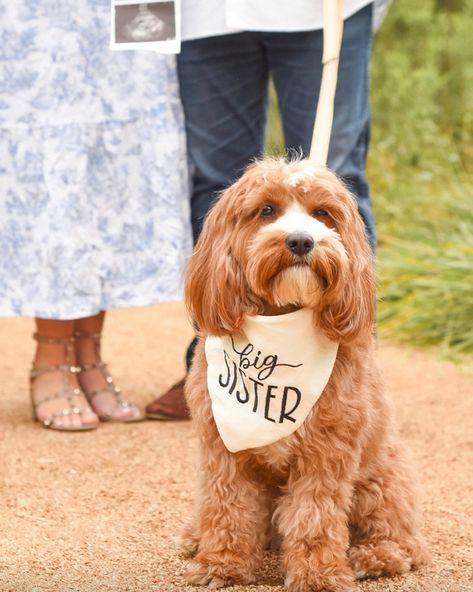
[310,0,344,166]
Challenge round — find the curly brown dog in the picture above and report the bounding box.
[181,158,430,591]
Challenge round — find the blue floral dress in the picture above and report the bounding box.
[0,0,192,319]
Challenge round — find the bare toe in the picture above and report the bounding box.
[109,403,143,422]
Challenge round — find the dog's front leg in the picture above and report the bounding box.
[276,457,358,592]
[348,442,431,578]
[185,439,268,588]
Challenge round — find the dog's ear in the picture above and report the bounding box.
[185,175,260,336]
[317,186,376,344]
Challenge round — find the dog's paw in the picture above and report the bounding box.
[178,537,199,559]
[178,525,200,559]
[285,565,357,592]
[186,560,256,588]
[349,540,413,579]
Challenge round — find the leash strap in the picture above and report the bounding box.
[309,0,344,166]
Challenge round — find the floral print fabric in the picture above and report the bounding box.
[0,0,192,319]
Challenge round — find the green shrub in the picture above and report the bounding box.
[372,0,473,354]
[377,184,473,354]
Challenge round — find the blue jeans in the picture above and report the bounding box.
[177,3,376,250]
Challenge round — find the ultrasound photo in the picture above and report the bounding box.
[111,1,179,52]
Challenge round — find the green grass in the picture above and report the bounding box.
[267,0,473,356]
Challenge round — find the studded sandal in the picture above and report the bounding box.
[30,334,99,431]
[74,331,143,423]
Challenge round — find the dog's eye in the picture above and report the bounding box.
[260,204,276,218]
[313,208,329,217]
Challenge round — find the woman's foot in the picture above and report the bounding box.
[31,334,99,431]
[75,332,143,422]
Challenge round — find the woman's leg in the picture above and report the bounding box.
[75,311,143,422]
[32,319,98,429]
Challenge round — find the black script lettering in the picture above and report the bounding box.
[248,377,263,413]
[257,355,276,380]
[253,350,262,369]
[236,343,255,370]
[264,385,277,423]
[231,336,303,381]
[279,386,302,423]
[236,368,250,404]
[218,351,231,388]
[228,361,238,395]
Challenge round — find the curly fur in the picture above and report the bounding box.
[182,158,430,591]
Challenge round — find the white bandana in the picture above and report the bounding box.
[205,308,339,453]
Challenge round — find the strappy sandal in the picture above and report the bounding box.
[30,334,99,432]
[74,331,143,423]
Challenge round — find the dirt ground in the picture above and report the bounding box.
[0,302,472,592]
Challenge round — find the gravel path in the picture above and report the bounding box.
[1,303,472,592]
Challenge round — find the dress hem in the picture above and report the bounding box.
[0,292,185,320]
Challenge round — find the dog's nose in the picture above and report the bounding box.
[286,233,314,256]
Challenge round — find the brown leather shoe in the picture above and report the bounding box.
[145,378,190,420]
